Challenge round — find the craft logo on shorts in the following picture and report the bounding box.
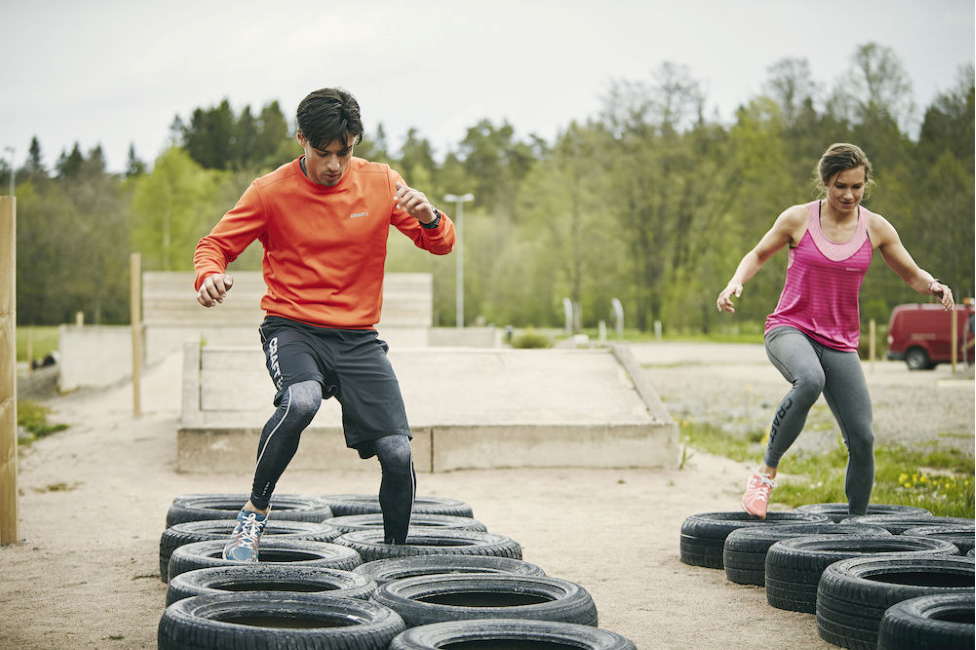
[349,211,369,219]
[267,336,282,389]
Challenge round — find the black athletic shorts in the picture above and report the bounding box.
[259,316,411,453]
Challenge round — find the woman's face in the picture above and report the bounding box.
[825,166,866,214]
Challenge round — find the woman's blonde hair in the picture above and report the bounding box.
[815,143,874,197]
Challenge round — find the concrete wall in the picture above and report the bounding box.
[58,325,131,392]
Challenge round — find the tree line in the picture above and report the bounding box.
[6,43,973,335]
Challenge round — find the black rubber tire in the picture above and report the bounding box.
[795,503,932,523]
[764,534,960,614]
[839,514,974,534]
[165,493,334,527]
[166,565,376,605]
[679,510,829,569]
[355,555,546,586]
[389,618,636,649]
[335,529,522,563]
[816,554,975,649]
[167,539,362,582]
[905,347,932,370]
[159,519,342,582]
[158,592,404,650]
[372,574,598,628]
[877,592,976,650]
[902,524,975,556]
[324,513,488,535]
[722,523,891,586]
[321,493,474,518]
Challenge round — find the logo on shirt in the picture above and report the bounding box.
[350,211,369,219]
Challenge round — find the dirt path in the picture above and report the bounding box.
[1,343,970,649]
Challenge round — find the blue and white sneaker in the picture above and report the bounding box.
[222,507,270,562]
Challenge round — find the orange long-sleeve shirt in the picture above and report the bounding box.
[193,157,455,329]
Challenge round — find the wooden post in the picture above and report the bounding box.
[951,306,958,374]
[868,319,876,373]
[25,327,32,373]
[130,252,142,418]
[0,196,18,544]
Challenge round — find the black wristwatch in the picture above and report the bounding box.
[421,208,441,229]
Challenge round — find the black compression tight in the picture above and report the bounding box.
[249,380,415,543]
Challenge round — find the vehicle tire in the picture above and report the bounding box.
[877,593,975,650]
[372,574,598,628]
[765,534,959,614]
[166,493,334,527]
[166,565,376,605]
[157,592,404,650]
[840,514,974,535]
[816,554,975,649]
[324,513,488,535]
[902,524,975,556]
[355,555,546,586]
[389,619,636,650]
[335,529,522,563]
[159,520,342,582]
[167,539,362,582]
[679,511,829,569]
[905,347,932,370]
[321,494,474,518]
[723,523,890,586]
[795,503,932,523]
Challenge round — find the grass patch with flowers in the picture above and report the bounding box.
[680,419,974,518]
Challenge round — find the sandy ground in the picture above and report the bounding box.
[1,342,972,649]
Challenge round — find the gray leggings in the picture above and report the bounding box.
[764,326,875,515]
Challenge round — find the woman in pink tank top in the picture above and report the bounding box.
[715,143,954,519]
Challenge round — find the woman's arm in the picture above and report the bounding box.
[716,205,806,313]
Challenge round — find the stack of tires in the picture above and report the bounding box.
[680,503,975,649]
[158,492,637,649]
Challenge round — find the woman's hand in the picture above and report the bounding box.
[717,281,744,313]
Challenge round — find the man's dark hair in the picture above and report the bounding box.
[296,87,364,149]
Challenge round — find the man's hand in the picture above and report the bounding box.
[197,274,234,308]
[394,182,437,224]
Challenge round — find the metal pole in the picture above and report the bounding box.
[444,193,473,328]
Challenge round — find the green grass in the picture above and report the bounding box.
[680,420,975,518]
[18,400,69,445]
[17,326,59,363]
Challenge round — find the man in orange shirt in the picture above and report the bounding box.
[194,87,456,562]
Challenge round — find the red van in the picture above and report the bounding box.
[886,303,975,370]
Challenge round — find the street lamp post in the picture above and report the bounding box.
[443,193,474,328]
[3,147,13,196]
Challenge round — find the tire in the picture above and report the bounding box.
[159,520,342,582]
[321,494,474,518]
[166,565,376,605]
[905,347,932,371]
[764,534,959,614]
[372,574,598,628]
[795,503,932,523]
[877,592,975,650]
[335,529,522,563]
[840,514,974,535]
[679,511,829,569]
[389,618,636,650]
[157,592,404,650]
[723,523,890,586]
[167,539,362,582]
[902,524,975,556]
[355,555,546,586]
[324,513,488,535]
[816,554,975,649]
[166,493,334,527]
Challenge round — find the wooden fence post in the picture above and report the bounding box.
[0,196,18,544]
[131,252,142,418]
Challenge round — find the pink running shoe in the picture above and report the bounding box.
[741,471,776,518]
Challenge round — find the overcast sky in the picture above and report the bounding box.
[1,0,972,173]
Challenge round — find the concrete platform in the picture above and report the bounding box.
[178,340,679,473]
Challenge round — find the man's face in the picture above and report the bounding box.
[297,133,357,186]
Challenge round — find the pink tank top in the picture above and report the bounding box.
[765,200,873,351]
